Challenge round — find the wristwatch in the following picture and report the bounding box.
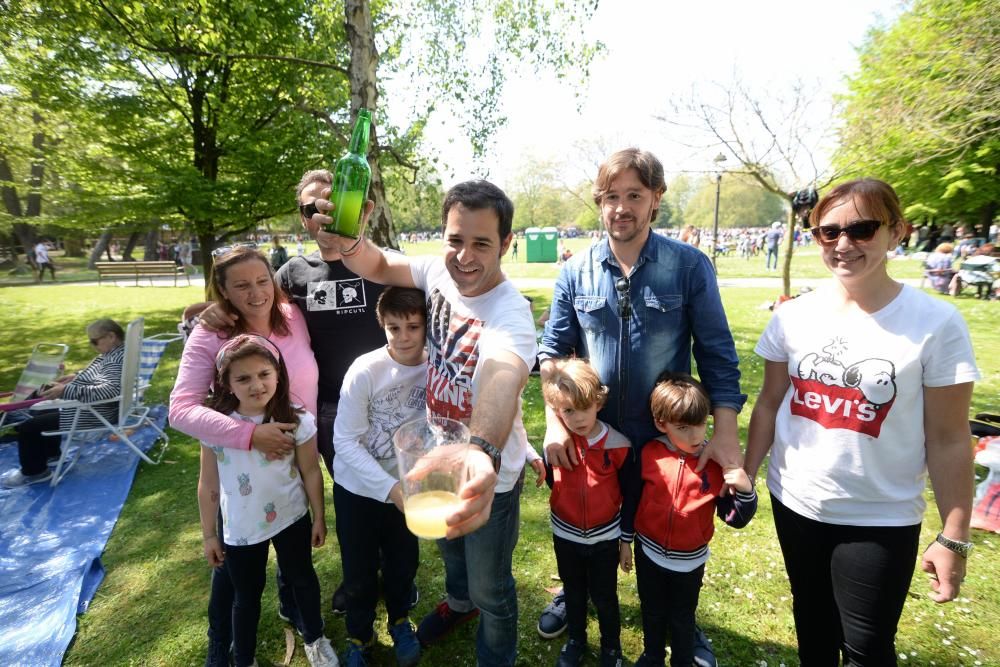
[935,532,974,558]
[470,435,502,474]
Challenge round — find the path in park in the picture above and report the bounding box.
[53,276,924,290]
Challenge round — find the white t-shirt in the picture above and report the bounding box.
[208,409,318,545]
[34,243,50,264]
[333,346,427,502]
[409,256,537,493]
[755,284,979,526]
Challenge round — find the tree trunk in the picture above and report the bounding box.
[781,205,796,297]
[198,229,216,298]
[144,228,160,260]
[63,237,84,258]
[345,0,398,250]
[89,229,114,268]
[122,231,141,261]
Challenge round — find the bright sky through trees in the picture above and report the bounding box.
[385,0,904,188]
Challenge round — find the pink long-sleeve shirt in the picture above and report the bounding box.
[168,302,319,450]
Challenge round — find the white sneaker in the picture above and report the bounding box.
[1,468,52,488]
[305,635,339,667]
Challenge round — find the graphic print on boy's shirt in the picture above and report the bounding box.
[425,289,479,421]
[364,383,428,461]
[789,337,897,438]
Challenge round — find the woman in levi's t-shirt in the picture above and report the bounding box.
[744,178,980,667]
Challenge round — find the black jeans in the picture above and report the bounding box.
[635,543,704,667]
[206,514,298,664]
[552,534,621,650]
[224,514,324,667]
[316,400,339,476]
[334,483,419,642]
[15,410,61,475]
[771,495,921,667]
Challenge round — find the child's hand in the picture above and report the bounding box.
[312,518,327,548]
[619,541,633,574]
[203,536,225,567]
[723,467,753,494]
[530,459,546,487]
[388,483,406,513]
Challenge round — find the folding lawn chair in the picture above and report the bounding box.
[0,343,70,429]
[137,332,184,405]
[34,318,169,486]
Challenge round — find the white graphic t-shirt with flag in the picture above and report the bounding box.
[409,255,537,493]
[755,284,979,526]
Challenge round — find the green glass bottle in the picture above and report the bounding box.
[325,108,371,239]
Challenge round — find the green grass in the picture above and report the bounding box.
[0,275,996,666]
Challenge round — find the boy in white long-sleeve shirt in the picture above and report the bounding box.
[332,286,427,667]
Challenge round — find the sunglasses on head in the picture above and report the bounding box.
[811,219,883,245]
[298,202,320,220]
[210,242,259,259]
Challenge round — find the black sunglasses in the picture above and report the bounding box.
[298,202,320,220]
[89,334,105,345]
[811,219,883,245]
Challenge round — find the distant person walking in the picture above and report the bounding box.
[34,241,56,282]
[270,236,289,271]
[511,238,519,262]
[765,221,782,271]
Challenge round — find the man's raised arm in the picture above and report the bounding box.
[313,195,415,288]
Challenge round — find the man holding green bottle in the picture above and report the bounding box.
[316,179,536,667]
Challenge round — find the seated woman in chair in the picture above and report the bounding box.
[923,242,956,293]
[1,318,125,488]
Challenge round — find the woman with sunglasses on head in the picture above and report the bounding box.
[169,245,320,665]
[1,318,125,488]
[744,178,979,666]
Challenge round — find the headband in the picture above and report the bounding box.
[215,334,282,371]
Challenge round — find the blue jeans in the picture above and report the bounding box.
[766,246,779,269]
[436,476,523,667]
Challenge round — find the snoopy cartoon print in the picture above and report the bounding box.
[797,338,897,406]
[791,337,898,437]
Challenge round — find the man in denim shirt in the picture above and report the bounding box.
[536,148,746,667]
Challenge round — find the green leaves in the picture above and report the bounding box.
[836,0,999,226]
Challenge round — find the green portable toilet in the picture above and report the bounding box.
[525,226,558,263]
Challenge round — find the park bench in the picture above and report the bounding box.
[95,261,191,287]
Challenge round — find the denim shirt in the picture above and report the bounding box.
[539,232,746,447]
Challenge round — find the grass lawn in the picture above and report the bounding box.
[0,270,996,666]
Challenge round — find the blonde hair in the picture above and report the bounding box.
[542,358,608,411]
[650,372,711,425]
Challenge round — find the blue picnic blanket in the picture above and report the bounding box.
[0,406,167,666]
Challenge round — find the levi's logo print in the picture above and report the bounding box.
[425,289,479,421]
[789,337,897,437]
[306,279,367,312]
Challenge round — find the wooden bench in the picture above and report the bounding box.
[95,261,192,287]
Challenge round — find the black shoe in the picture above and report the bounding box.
[555,638,586,667]
[633,653,665,667]
[693,626,718,667]
[331,582,348,616]
[416,601,480,647]
[599,646,624,667]
[537,589,567,639]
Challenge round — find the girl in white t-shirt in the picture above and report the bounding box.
[197,335,338,667]
[745,179,979,667]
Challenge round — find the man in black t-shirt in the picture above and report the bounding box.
[277,169,386,471]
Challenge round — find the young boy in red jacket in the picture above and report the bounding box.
[624,372,757,667]
[542,359,632,667]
